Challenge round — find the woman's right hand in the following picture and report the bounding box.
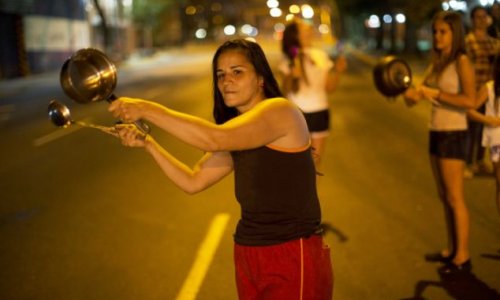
[403,87,422,107]
[109,97,150,124]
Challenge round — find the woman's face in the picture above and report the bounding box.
[216,50,264,113]
[433,19,453,54]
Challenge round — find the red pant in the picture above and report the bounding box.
[234,235,333,300]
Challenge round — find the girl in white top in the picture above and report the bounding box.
[279,18,347,167]
[468,57,500,216]
[404,11,476,274]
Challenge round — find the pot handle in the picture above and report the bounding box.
[107,94,151,134]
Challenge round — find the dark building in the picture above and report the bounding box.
[0,0,90,78]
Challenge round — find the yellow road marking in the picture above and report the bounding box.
[175,213,230,300]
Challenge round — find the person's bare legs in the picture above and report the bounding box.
[439,158,470,265]
[311,136,327,168]
[494,161,500,216]
[430,155,455,258]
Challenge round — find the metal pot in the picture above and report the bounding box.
[60,48,118,104]
[60,48,150,134]
[372,56,412,98]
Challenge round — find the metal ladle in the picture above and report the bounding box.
[48,100,116,135]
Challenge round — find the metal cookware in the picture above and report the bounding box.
[372,56,412,98]
[60,48,150,134]
[60,48,117,104]
[48,99,116,134]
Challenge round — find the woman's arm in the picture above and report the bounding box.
[325,55,347,93]
[467,109,500,127]
[403,86,423,107]
[109,97,308,152]
[474,83,489,109]
[467,82,499,126]
[402,64,433,107]
[115,125,233,194]
[419,55,476,109]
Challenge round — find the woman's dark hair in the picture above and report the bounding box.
[282,21,301,61]
[211,39,283,124]
[470,5,488,20]
[281,19,310,92]
[431,11,467,74]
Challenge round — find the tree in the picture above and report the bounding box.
[336,0,440,54]
[92,0,110,51]
[131,0,178,47]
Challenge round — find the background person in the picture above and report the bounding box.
[487,2,500,39]
[467,57,500,216]
[108,39,333,300]
[279,18,347,168]
[464,5,500,177]
[403,11,476,274]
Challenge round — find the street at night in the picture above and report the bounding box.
[0,42,499,299]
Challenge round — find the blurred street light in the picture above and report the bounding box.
[266,0,280,9]
[289,5,300,14]
[366,15,381,28]
[383,14,392,24]
[270,7,283,17]
[195,28,207,39]
[224,24,236,35]
[301,4,314,19]
[395,14,406,24]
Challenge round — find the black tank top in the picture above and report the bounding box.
[230,145,322,246]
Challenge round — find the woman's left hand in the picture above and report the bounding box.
[108,97,148,123]
[114,124,149,147]
[418,86,440,101]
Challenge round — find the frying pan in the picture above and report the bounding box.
[373,56,412,98]
[60,48,150,134]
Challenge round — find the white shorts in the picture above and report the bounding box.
[490,145,500,163]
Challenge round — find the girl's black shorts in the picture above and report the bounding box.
[303,109,330,133]
[429,130,467,160]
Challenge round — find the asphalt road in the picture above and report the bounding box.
[0,42,499,300]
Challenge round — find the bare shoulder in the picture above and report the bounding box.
[259,97,292,107]
[456,54,474,74]
[457,54,472,67]
[261,98,310,148]
[255,97,299,114]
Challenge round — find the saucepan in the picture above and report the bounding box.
[372,56,412,98]
[60,48,150,134]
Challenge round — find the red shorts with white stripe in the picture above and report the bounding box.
[234,235,333,300]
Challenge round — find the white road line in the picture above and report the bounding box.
[33,117,100,147]
[175,213,230,300]
[33,126,82,147]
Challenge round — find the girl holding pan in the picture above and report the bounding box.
[403,11,476,275]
